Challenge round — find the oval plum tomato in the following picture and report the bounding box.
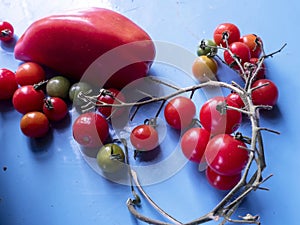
[224,42,251,69]
[43,97,68,121]
[213,23,240,47]
[15,62,46,86]
[46,76,70,99]
[226,92,244,108]
[251,79,278,106]
[197,39,218,56]
[199,96,242,135]
[12,85,45,114]
[180,127,210,163]
[192,55,218,82]
[0,68,18,100]
[206,166,241,191]
[205,134,249,176]
[164,96,196,130]
[249,58,266,80]
[130,124,159,151]
[239,34,263,58]
[20,111,50,138]
[72,112,109,148]
[97,143,125,173]
[97,88,126,118]
[0,21,14,42]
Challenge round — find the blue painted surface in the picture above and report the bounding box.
[0,1,299,225]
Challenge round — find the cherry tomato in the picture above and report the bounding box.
[224,42,251,69]
[130,124,159,151]
[205,134,249,176]
[0,21,14,42]
[43,97,68,121]
[20,111,50,138]
[199,96,242,135]
[12,85,45,114]
[192,55,218,82]
[69,82,92,104]
[15,62,46,86]
[206,166,241,191]
[239,34,263,58]
[213,23,240,47]
[226,92,244,108]
[97,143,125,173]
[46,76,70,98]
[197,39,218,56]
[249,58,266,80]
[72,112,109,148]
[251,79,278,106]
[180,127,210,163]
[0,68,18,100]
[164,96,196,130]
[97,88,126,118]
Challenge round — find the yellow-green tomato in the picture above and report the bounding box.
[197,39,218,56]
[192,55,218,82]
[97,143,125,173]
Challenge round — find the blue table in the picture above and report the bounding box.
[1,1,299,225]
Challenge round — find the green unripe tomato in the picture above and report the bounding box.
[46,76,71,98]
[69,82,93,107]
[97,143,125,173]
[197,39,218,56]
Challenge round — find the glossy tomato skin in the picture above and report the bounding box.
[213,23,240,47]
[46,76,70,99]
[206,166,241,191]
[20,111,50,138]
[192,55,218,82]
[224,42,251,69]
[239,34,263,58]
[15,62,46,86]
[197,39,218,56]
[251,79,278,106]
[0,68,18,100]
[12,85,45,114]
[72,112,109,148]
[0,21,14,42]
[180,127,210,163]
[226,92,244,108]
[43,97,68,121]
[164,96,196,130]
[130,124,159,151]
[199,96,242,135]
[205,134,249,176]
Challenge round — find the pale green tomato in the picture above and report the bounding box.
[97,144,125,173]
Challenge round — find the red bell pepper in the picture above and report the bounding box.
[14,7,155,89]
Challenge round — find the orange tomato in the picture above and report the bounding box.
[192,55,218,82]
[20,112,50,138]
[239,34,263,58]
[15,62,46,86]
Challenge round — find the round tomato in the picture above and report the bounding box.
[0,21,14,42]
[72,112,109,148]
[199,96,242,135]
[206,166,241,191]
[46,76,70,99]
[249,58,266,80]
[192,55,218,82]
[226,92,244,108]
[12,85,45,114]
[239,34,263,58]
[0,68,18,100]
[180,127,210,163]
[213,23,240,47]
[20,111,50,138]
[130,124,159,151]
[197,39,218,56]
[164,96,196,130]
[15,62,46,86]
[251,79,278,106]
[43,97,68,121]
[205,134,249,176]
[224,42,251,69]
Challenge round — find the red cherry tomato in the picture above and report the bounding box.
[206,166,241,191]
[20,111,50,138]
[15,62,46,86]
[251,79,278,106]
[12,85,45,114]
[205,134,249,176]
[0,68,18,100]
[226,92,244,108]
[213,23,240,47]
[0,21,14,42]
[130,124,159,151]
[180,127,210,163]
[72,112,109,148]
[164,96,196,130]
[97,88,126,118]
[43,97,68,121]
[199,96,242,135]
[239,34,263,58]
[249,58,266,80]
[224,42,251,69]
